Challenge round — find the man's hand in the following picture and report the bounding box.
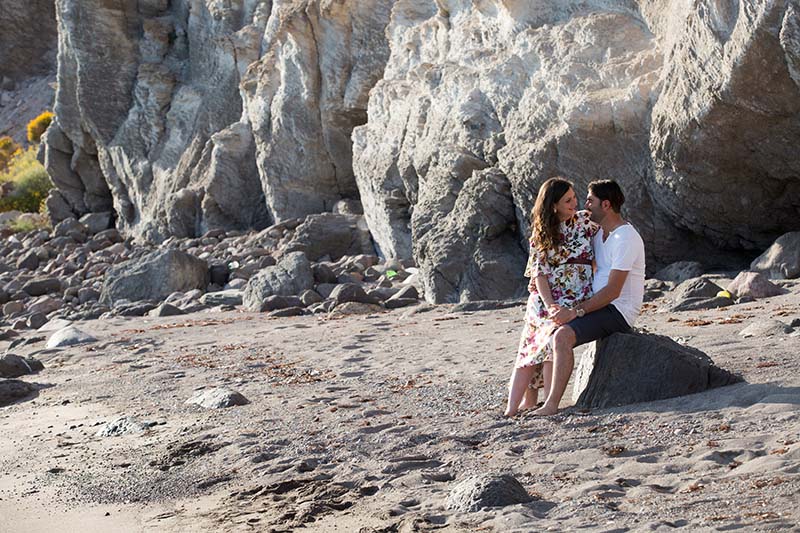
[551,307,576,325]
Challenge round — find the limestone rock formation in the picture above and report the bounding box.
[0,0,57,83]
[40,0,800,303]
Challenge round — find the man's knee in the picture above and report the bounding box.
[553,325,576,349]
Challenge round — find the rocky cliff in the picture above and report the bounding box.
[41,0,800,303]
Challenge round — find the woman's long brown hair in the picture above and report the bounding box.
[531,177,573,255]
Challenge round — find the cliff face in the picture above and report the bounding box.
[42,0,800,302]
[0,0,57,83]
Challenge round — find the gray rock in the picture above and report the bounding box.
[447,474,533,512]
[268,306,306,318]
[22,277,62,297]
[93,228,122,243]
[450,300,523,313]
[45,326,97,349]
[669,296,733,312]
[26,313,48,330]
[653,261,705,284]
[282,213,376,261]
[0,379,36,407]
[316,284,337,299]
[208,263,229,286]
[27,296,63,315]
[673,277,724,301]
[53,217,88,238]
[0,354,44,378]
[739,320,793,338]
[299,290,323,307]
[186,388,249,409]
[366,287,401,301]
[200,290,243,307]
[384,298,418,309]
[727,271,786,300]
[115,301,158,317]
[2,301,24,317]
[100,249,209,306]
[573,333,742,409]
[79,212,112,234]
[147,303,185,317]
[329,284,380,306]
[329,302,383,316]
[96,416,157,437]
[311,263,338,285]
[242,252,313,312]
[388,285,419,301]
[255,295,303,313]
[16,251,39,271]
[78,287,100,304]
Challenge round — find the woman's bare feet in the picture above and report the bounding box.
[532,402,559,416]
[518,387,539,411]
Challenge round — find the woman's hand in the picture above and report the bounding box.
[547,303,561,317]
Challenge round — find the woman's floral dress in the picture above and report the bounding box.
[516,210,599,387]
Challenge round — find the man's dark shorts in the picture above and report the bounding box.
[568,305,631,347]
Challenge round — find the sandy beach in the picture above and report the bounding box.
[1,280,799,532]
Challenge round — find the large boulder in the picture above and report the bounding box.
[727,271,786,300]
[573,333,742,409]
[281,213,375,261]
[242,252,314,311]
[100,249,209,306]
[750,232,800,279]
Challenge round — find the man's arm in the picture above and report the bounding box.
[551,269,629,325]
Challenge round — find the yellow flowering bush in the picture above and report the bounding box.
[27,111,54,144]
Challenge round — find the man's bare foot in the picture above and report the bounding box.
[532,403,559,416]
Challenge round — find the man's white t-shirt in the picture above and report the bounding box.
[592,224,645,327]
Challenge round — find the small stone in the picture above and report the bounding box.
[739,319,793,338]
[96,416,156,437]
[147,303,186,317]
[22,277,62,297]
[26,313,48,329]
[447,474,533,512]
[2,301,24,316]
[186,388,249,409]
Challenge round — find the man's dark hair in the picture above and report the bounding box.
[588,180,625,213]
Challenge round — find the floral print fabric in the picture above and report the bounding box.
[516,210,599,386]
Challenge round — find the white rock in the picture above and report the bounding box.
[46,327,97,349]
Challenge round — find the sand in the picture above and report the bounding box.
[1,281,799,532]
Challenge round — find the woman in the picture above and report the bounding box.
[504,177,598,417]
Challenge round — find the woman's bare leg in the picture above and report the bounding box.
[542,361,553,401]
[505,366,535,417]
[519,385,539,411]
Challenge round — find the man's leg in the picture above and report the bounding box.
[533,326,576,416]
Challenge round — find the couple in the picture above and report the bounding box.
[504,178,645,417]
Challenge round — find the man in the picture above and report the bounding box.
[533,180,645,416]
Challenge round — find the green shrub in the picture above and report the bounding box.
[0,147,53,213]
[7,214,50,233]
[27,111,54,144]
[0,136,21,170]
